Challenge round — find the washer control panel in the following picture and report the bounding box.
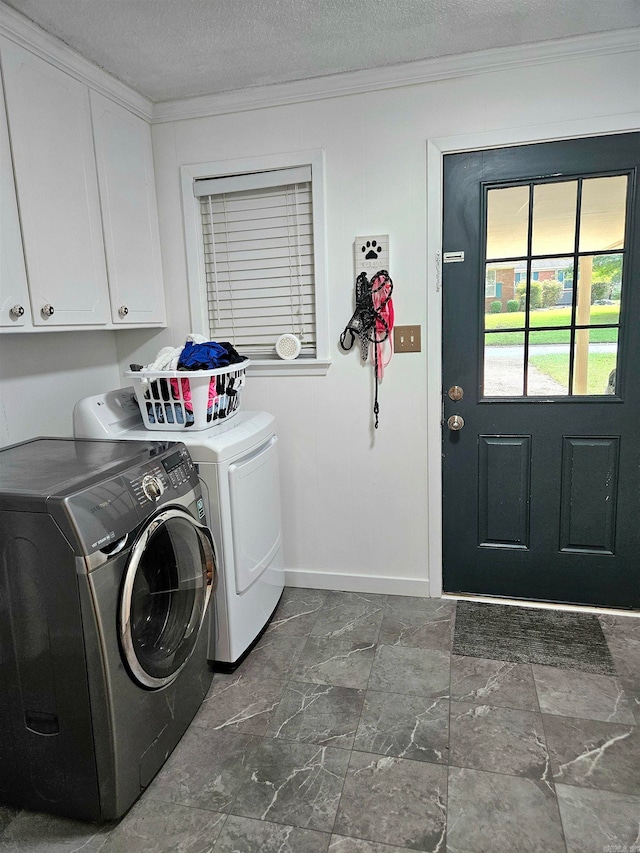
[131,464,166,506]
[142,474,165,501]
[161,445,195,489]
[128,446,196,508]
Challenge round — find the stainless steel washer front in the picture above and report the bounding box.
[0,437,218,821]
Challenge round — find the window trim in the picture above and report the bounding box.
[181,150,330,376]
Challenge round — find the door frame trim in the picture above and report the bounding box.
[425,112,640,599]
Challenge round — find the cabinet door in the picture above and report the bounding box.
[0,63,30,328]
[0,38,109,326]
[90,92,166,325]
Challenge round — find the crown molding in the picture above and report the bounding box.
[152,26,640,123]
[0,2,636,127]
[0,2,153,120]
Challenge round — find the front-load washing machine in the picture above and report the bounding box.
[0,437,217,821]
[73,389,285,671]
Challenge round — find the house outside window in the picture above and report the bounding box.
[181,151,330,375]
[485,268,497,298]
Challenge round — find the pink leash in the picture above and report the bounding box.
[371,272,394,380]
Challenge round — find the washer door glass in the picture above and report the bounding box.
[121,508,216,689]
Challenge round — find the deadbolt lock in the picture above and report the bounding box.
[447,385,464,401]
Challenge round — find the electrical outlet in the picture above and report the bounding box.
[394,325,421,353]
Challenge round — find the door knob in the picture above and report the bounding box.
[447,414,464,431]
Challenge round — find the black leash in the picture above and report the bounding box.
[340,270,393,428]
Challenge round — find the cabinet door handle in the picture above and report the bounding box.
[41,304,55,317]
[10,305,25,318]
[118,305,129,318]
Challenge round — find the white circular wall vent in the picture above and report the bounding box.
[275,334,302,360]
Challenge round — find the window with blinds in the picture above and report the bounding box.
[194,166,317,359]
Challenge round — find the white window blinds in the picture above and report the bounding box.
[195,166,316,359]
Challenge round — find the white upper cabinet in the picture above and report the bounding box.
[0,37,110,327]
[0,61,29,328]
[0,37,166,332]
[90,92,165,326]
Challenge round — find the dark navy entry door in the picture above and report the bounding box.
[442,133,640,609]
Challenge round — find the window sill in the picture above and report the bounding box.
[246,358,332,377]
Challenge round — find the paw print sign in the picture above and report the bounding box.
[354,234,389,278]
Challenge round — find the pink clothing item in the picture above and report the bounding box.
[170,377,217,412]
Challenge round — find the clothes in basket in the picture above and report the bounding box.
[146,402,194,425]
[128,339,249,431]
[144,379,194,425]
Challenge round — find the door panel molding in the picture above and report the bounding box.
[559,436,619,554]
[478,435,531,549]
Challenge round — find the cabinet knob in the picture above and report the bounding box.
[10,305,25,318]
[41,304,55,317]
[118,305,129,318]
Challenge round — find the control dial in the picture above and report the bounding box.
[142,475,164,502]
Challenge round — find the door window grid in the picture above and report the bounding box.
[482,174,629,398]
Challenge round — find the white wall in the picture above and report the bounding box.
[0,332,120,446]
[2,33,638,597]
[112,41,640,596]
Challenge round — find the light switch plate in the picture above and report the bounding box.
[354,234,389,278]
[394,325,421,353]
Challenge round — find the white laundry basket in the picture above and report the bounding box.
[124,362,249,431]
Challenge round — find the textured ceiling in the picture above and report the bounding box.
[3,0,640,103]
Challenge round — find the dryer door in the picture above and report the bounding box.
[120,508,216,689]
[229,435,282,595]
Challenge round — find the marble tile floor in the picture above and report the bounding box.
[1,589,640,852]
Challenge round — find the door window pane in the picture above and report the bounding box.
[526,258,574,323]
[572,329,619,396]
[484,332,524,396]
[575,253,623,326]
[531,181,578,256]
[528,330,570,396]
[484,263,523,330]
[579,175,628,252]
[486,185,529,260]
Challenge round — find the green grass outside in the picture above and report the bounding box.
[529,352,616,395]
[485,305,619,346]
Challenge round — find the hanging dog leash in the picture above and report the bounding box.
[340,270,394,428]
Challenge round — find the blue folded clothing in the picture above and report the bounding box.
[177,340,247,370]
[178,341,230,370]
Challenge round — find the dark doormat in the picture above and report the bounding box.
[453,601,616,675]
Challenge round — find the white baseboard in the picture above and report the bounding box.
[284,569,431,598]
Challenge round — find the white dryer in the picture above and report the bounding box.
[74,389,284,671]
